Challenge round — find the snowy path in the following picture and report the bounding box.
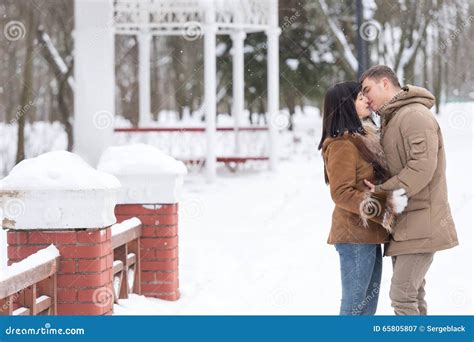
[115,156,344,315]
[115,103,473,315]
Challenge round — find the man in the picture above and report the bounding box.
[360,65,459,315]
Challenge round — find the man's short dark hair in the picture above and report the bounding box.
[359,65,401,88]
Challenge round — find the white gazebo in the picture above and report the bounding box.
[73,0,280,181]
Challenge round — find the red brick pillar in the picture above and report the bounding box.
[0,150,121,315]
[98,144,186,301]
[115,203,179,300]
[7,228,114,315]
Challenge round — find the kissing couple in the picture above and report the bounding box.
[319,65,459,315]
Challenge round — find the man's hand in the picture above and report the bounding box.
[364,179,376,192]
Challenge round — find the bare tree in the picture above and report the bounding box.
[37,26,74,150]
[16,5,36,164]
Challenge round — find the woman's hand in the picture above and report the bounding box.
[364,179,375,192]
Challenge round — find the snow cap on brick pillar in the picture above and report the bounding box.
[98,144,186,301]
[0,151,120,229]
[0,151,120,315]
[97,143,186,204]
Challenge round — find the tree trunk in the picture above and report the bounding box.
[422,40,428,88]
[37,27,74,151]
[284,92,296,131]
[59,68,74,151]
[16,6,36,165]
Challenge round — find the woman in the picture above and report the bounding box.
[318,82,405,315]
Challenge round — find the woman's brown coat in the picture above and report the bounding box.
[322,128,392,245]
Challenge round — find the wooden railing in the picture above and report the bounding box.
[0,247,59,316]
[111,217,142,303]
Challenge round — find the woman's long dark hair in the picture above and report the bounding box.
[318,82,365,150]
[318,82,390,185]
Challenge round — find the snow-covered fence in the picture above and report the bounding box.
[0,245,59,315]
[111,218,142,302]
[98,144,185,301]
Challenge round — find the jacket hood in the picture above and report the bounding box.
[378,85,435,125]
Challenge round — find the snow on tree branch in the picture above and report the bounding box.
[318,0,358,73]
[38,28,74,91]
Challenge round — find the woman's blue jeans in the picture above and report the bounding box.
[334,243,382,315]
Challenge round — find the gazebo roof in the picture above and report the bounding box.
[113,0,274,36]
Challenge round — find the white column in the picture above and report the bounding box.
[138,31,151,127]
[266,0,281,171]
[204,1,217,181]
[73,0,115,167]
[231,31,246,157]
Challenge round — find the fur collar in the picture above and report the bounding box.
[322,120,390,183]
[346,120,390,182]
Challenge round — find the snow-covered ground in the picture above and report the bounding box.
[114,102,473,315]
[1,102,472,315]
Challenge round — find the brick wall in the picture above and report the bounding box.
[7,228,114,315]
[115,203,180,301]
